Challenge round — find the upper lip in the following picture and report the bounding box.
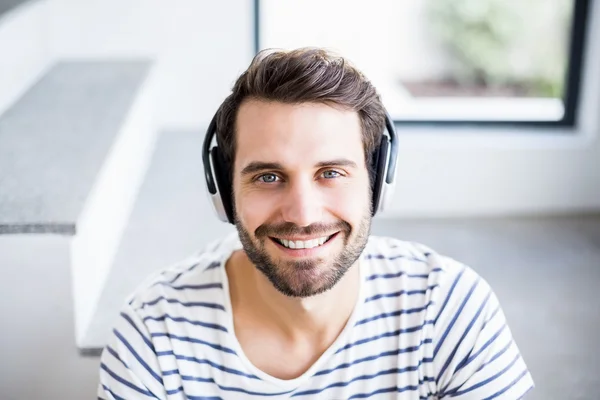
[270,232,338,241]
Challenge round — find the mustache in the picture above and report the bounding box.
[255,221,351,239]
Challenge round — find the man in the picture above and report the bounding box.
[98,48,534,399]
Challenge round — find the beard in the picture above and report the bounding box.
[234,209,372,298]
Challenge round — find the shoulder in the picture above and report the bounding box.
[363,235,480,289]
[123,232,239,313]
[364,237,534,398]
[363,235,496,327]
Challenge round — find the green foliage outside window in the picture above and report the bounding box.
[426,0,573,97]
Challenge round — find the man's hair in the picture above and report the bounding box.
[215,47,387,184]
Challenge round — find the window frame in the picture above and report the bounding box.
[253,0,590,128]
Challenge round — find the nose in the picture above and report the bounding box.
[279,177,323,227]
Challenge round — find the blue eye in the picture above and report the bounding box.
[322,170,341,179]
[258,173,279,183]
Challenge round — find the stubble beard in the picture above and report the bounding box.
[235,210,372,298]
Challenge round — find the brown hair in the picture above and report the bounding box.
[215,47,387,183]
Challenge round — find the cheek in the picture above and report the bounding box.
[325,182,370,220]
[235,189,278,227]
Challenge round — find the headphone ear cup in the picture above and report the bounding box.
[210,147,235,223]
[371,136,389,216]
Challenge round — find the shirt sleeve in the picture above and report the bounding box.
[431,261,535,399]
[97,303,167,399]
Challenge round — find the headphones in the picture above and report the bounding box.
[202,108,398,224]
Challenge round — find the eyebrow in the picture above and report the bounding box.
[315,159,357,169]
[240,159,358,176]
[240,162,284,176]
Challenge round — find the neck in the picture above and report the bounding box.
[228,250,362,342]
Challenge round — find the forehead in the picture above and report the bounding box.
[234,100,365,171]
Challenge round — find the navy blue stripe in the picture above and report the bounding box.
[106,345,129,369]
[137,296,225,311]
[114,329,163,386]
[143,314,228,333]
[187,396,224,400]
[204,261,221,271]
[476,339,513,374]
[150,333,237,355]
[481,305,500,330]
[166,271,185,285]
[438,288,491,392]
[155,351,260,379]
[434,274,475,359]
[364,253,427,263]
[163,375,294,397]
[166,386,184,395]
[292,362,435,397]
[165,264,198,285]
[162,369,179,376]
[366,267,443,282]
[355,301,434,326]
[364,285,438,303]
[434,268,464,325]
[100,363,157,398]
[447,353,521,397]
[517,383,535,400]
[156,282,222,290]
[101,384,126,400]
[347,384,420,399]
[120,312,156,354]
[483,369,529,400]
[186,376,293,396]
[336,320,435,354]
[454,324,507,373]
[315,339,433,377]
[152,261,202,287]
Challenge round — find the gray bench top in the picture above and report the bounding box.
[0,60,151,234]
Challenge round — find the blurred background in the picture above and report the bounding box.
[0,0,598,399]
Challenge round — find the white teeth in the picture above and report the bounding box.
[277,235,331,249]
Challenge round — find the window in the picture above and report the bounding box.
[255,0,589,127]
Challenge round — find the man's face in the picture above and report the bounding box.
[232,100,372,298]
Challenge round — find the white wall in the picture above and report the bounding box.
[0,0,52,117]
[42,0,600,218]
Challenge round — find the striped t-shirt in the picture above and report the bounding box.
[98,233,534,399]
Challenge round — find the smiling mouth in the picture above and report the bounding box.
[270,233,338,249]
